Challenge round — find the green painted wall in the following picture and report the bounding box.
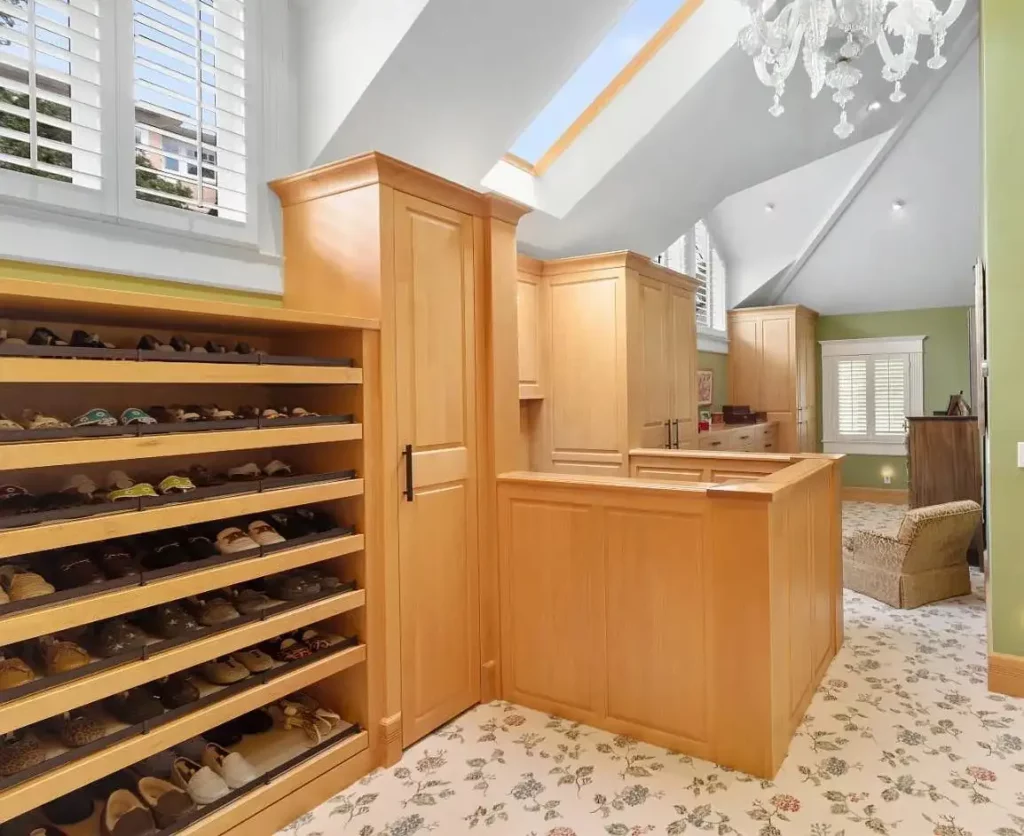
[697,350,728,412]
[0,259,282,307]
[816,307,972,489]
[983,1,1024,657]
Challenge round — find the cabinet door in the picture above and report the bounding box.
[637,279,672,448]
[668,286,697,448]
[394,192,480,746]
[517,277,543,399]
[760,316,794,413]
[729,317,761,406]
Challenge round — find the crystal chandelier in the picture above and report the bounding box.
[735,0,966,139]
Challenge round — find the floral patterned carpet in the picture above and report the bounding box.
[280,504,1022,836]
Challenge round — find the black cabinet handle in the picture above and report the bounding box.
[404,443,414,502]
[711,440,722,447]
[665,420,672,449]
[740,435,750,440]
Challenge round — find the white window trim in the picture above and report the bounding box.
[820,336,926,455]
[658,221,730,350]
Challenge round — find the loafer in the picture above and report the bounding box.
[100,789,156,836]
[201,743,257,790]
[104,689,164,725]
[170,757,229,805]
[136,776,195,828]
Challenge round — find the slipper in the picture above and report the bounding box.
[230,586,274,615]
[94,542,142,579]
[294,507,338,533]
[226,462,261,482]
[204,341,229,354]
[20,409,70,430]
[237,405,260,419]
[266,510,314,539]
[183,530,218,560]
[0,566,56,601]
[28,327,68,347]
[200,742,257,790]
[288,693,343,732]
[186,595,239,626]
[70,330,115,350]
[135,603,200,639]
[0,730,44,777]
[148,674,199,709]
[301,567,342,591]
[170,757,229,805]
[0,485,35,516]
[264,572,317,602]
[0,652,35,691]
[215,527,258,555]
[262,460,292,478]
[260,408,286,421]
[0,413,23,430]
[157,475,196,495]
[289,407,319,418]
[52,551,105,590]
[202,723,243,747]
[39,636,92,674]
[247,520,284,546]
[199,404,238,420]
[104,689,164,724]
[42,788,96,826]
[139,533,189,570]
[198,656,250,685]
[120,408,156,426]
[90,618,148,658]
[101,789,157,836]
[235,708,274,735]
[62,473,102,501]
[149,406,200,424]
[187,465,224,488]
[234,342,261,355]
[51,709,106,747]
[72,408,118,427]
[169,336,192,353]
[107,471,157,502]
[138,335,174,353]
[136,775,195,828]
[230,648,274,673]
[262,636,311,663]
[0,329,26,346]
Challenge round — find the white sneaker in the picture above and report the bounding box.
[201,742,259,790]
[171,756,230,805]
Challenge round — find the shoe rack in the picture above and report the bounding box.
[0,277,383,835]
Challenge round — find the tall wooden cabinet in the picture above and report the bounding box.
[272,153,527,754]
[728,305,819,454]
[525,252,699,476]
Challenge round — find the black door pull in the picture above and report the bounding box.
[404,444,414,502]
[665,420,672,449]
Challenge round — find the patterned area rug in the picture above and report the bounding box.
[280,504,1020,836]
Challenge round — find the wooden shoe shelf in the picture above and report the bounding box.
[0,280,383,834]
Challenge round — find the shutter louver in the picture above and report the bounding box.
[873,355,907,436]
[132,0,246,222]
[694,219,710,328]
[837,358,868,436]
[0,0,102,188]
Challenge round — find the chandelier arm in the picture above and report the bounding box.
[938,0,967,28]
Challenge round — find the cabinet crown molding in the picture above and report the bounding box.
[270,151,530,224]
[530,250,698,292]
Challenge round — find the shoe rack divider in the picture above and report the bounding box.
[0,278,384,834]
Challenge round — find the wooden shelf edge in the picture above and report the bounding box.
[178,733,371,836]
[0,358,363,386]
[0,479,364,559]
[0,424,364,472]
[0,278,381,333]
[0,589,366,735]
[1,535,365,645]
[0,645,367,822]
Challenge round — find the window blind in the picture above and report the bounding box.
[837,357,868,436]
[873,355,907,436]
[132,0,246,222]
[0,0,102,188]
[694,219,711,328]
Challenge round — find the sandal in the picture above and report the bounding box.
[230,648,274,673]
[51,708,106,747]
[262,636,311,663]
[62,474,103,502]
[135,603,200,639]
[70,330,115,350]
[104,688,164,724]
[120,407,156,426]
[266,510,313,539]
[107,471,157,501]
[39,635,91,674]
[0,652,35,691]
[90,618,148,658]
[288,693,343,731]
[20,409,70,430]
[198,656,250,685]
[0,730,45,777]
[226,462,261,482]
[157,475,196,495]
[247,520,284,546]
[274,699,330,745]
[72,407,119,428]
[215,527,259,555]
[294,507,338,533]
[28,327,68,347]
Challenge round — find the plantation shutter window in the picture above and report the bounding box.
[693,219,711,328]
[0,0,103,188]
[132,0,246,222]
[821,337,924,455]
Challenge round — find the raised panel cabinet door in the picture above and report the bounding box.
[759,316,794,412]
[394,192,481,747]
[517,278,542,393]
[637,279,672,448]
[669,286,698,447]
[729,317,761,406]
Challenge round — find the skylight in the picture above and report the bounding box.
[508,0,686,165]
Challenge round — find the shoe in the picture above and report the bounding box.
[262,460,292,478]
[136,776,195,828]
[200,743,257,790]
[170,757,229,805]
[100,789,156,836]
[198,657,249,685]
[230,648,274,673]
[261,636,311,663]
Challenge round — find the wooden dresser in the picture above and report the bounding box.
[907,416,983,560]
[697,421,778,453]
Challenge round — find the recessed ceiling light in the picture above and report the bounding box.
[892,199,906,211]
[765,202,775,213]
[868,101,882,112]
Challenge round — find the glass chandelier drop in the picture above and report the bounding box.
[735,0,966,139]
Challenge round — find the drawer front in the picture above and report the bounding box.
[699,434,728,451]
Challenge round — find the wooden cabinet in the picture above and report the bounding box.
[516,255,545,400]
[273,153,528,753]
[728,305,819,453]
[523,252,699,475]
[696,421,778,453]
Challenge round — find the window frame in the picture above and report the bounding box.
[820,336,926,455]
[0,0,260,247]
